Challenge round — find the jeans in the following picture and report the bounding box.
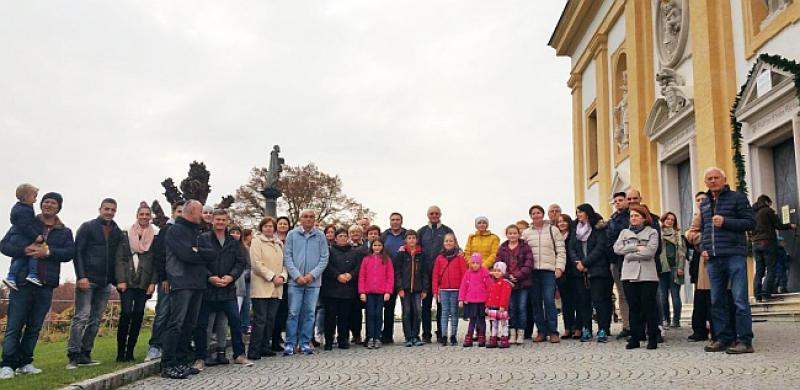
[149,282,170,348]
[248,298,280,357]
[162,289,203,368]
[658,269,682,324]
[529,270,558,336]
[422,293,440,339]
[438,290,459,338]
[401,292,422,340]
[67,284,111,356]
[7,257,39,281]
[117,288,147,356]
[590,277,612,332]
[382,293,398,342]
[1,284,53,369]
[194,299,246,359]
[753,241,777,298]
[509,289,528,330]
[365,294,384,340]
[323,297,354,345]
[707,255,753,345]
[238,283,251,333]
[205,311,229,351]
[285,286,320,349]
[623,281,659,343]
[557,276,577,332]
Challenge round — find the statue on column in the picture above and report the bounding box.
[261,145,285,217]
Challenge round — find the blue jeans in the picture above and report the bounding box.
[194,299,246,359]
[401,292,422,340]
[1,284,53,369]
[707,256,753,345]
[149,282,170,348]
[285,286,320,350]
[753,241,777,298]
[438,290,459,338]
[658,269,682,324]
[365,294,384,340]
[239,282,251,332]
[67,284,111,356]
[509,289,528,330]
[7,258,39,282]
[529,270,558,336]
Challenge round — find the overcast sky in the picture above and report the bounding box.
[0,0,573,282]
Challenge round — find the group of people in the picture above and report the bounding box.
[0,166,790,381]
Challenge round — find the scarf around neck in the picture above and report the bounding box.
[129,222,155,253]
[442,247,459,261]
[575,222,591,242]
[630,224,646,234]
[661,227,679,245]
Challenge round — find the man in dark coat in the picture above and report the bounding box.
[416,206,452,344]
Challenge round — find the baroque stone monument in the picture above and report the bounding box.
[261,145,285,218]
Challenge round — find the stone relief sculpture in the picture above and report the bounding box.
[656,68,691,117]
[762,0,793,28]
[613,71,629,151]
[655,0,689,68]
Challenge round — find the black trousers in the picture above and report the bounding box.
[590,277,613,333]
[117,288,148,357]
[382,293,398,342]
[161,289,203,368]
[558,276,579,332]
[249,298,280,357]
[691,288,712,338]
[576,276,592,331]
[349,300,364,339]
[623,281,659,344]
[271,284,289,348]
[323,297,354,345]
[421,294,441,339]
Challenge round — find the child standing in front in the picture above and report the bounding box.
[459,253,492,347]
[395,230,429,347]
[432,233,467,346]
[359,238,395,349]
[486,262,513,348]
[3,183,45,290]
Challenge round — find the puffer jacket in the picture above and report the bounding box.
[458,267,492,303]
[115,231,158,290]
[395,245,429,294]
[358,254,395,295]
[321,244,363,299]
[699,186,755,257]
[74,217,122,286]
[464,230,500,269]
[521,223,566,272]
[494,240,534,289]
[249,234,287,299]
[485,278,513,309]
[614,226,659,282]
[0,215,74,287]
[432,251,467,295]
[199,230,246,301]
[568,220,610,279]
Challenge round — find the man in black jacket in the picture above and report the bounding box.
[160,200,210,379]
[191,210,251,369]
[145,200,184,362]
[606,192,630,339]
[416,206,452,344]
[67,198,121,369]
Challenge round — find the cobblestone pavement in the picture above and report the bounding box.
[122,321,800,389]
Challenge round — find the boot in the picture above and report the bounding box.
[486,336,497,348]
[116,338,127,362]
[499,336,510,348]
[478,335,486,347]
[462,334,473,347]
[510,330,518,345]
[216,350,229,365]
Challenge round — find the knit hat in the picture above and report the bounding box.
[474,216,489,227]
[41,192,63,212]
[493,261,507,274]
[470,252,483,264]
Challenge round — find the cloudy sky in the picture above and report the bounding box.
[0,0,573,281]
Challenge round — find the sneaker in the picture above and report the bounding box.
[234,355,254,366]
[580,328,592,342]
[726,342,755,354]
[25,276,43,286]
[374,339,382,349]
[405,339,413,347]
[181,364,200,375]
[413,338,425,347]
[616,328,631,340]
[366,339,374,349]
[145,346,161,361]
[161,366,188,380]
[422,336,432,344]
[204,356,218,367]
[671,322,681,328]
[17,364,42,375]
[283,347,294,357]
[625,341,640,350]
[65,357,79,370]
[216,352,229,365]
[687,333,708,342]
[597,330,608,343]
[0,366,14,380]
[704,340,730,352]
[301,345,314,355]
[77,353,100,366]
[192,359,206,372]
[1,279,17,291]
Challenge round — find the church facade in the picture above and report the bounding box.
[549,0,800,291]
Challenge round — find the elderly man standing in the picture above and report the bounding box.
[417,206,453,344]
[283,209,329,356]
[1,193,74,380]
[697,168,755,354]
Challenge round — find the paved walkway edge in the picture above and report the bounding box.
[61,360,161,390]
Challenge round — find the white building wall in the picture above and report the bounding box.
[571,0,614,68]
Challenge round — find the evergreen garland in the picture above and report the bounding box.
[730,53,800,197]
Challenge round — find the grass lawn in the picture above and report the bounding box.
[2,330,152,390]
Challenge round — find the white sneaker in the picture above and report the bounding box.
[145,346,161,361]
[0,366,14,380]
[17,364,42,375]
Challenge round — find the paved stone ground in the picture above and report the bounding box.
[122,321,800,389]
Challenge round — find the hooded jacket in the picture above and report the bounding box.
[464,230,500,269]
[395,245,429,294]
[494,240,534,289]
[74,217,122,286]
[458,267,492,303]
[486,278,513,309]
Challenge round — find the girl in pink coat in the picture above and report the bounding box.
[358,238,394,349]
[458,253,492,347]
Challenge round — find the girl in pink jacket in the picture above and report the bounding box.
[358,238,394,349]
[458,253,492,347]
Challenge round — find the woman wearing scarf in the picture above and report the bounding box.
[614,205,660,350]
[114,202,158,362]
[658,212,686,328]
[569,204,612,343]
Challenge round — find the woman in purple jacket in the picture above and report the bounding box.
[495,224,534,345]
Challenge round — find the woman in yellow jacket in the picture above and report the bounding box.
[464,216,500,269]
[247,217,288,360]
